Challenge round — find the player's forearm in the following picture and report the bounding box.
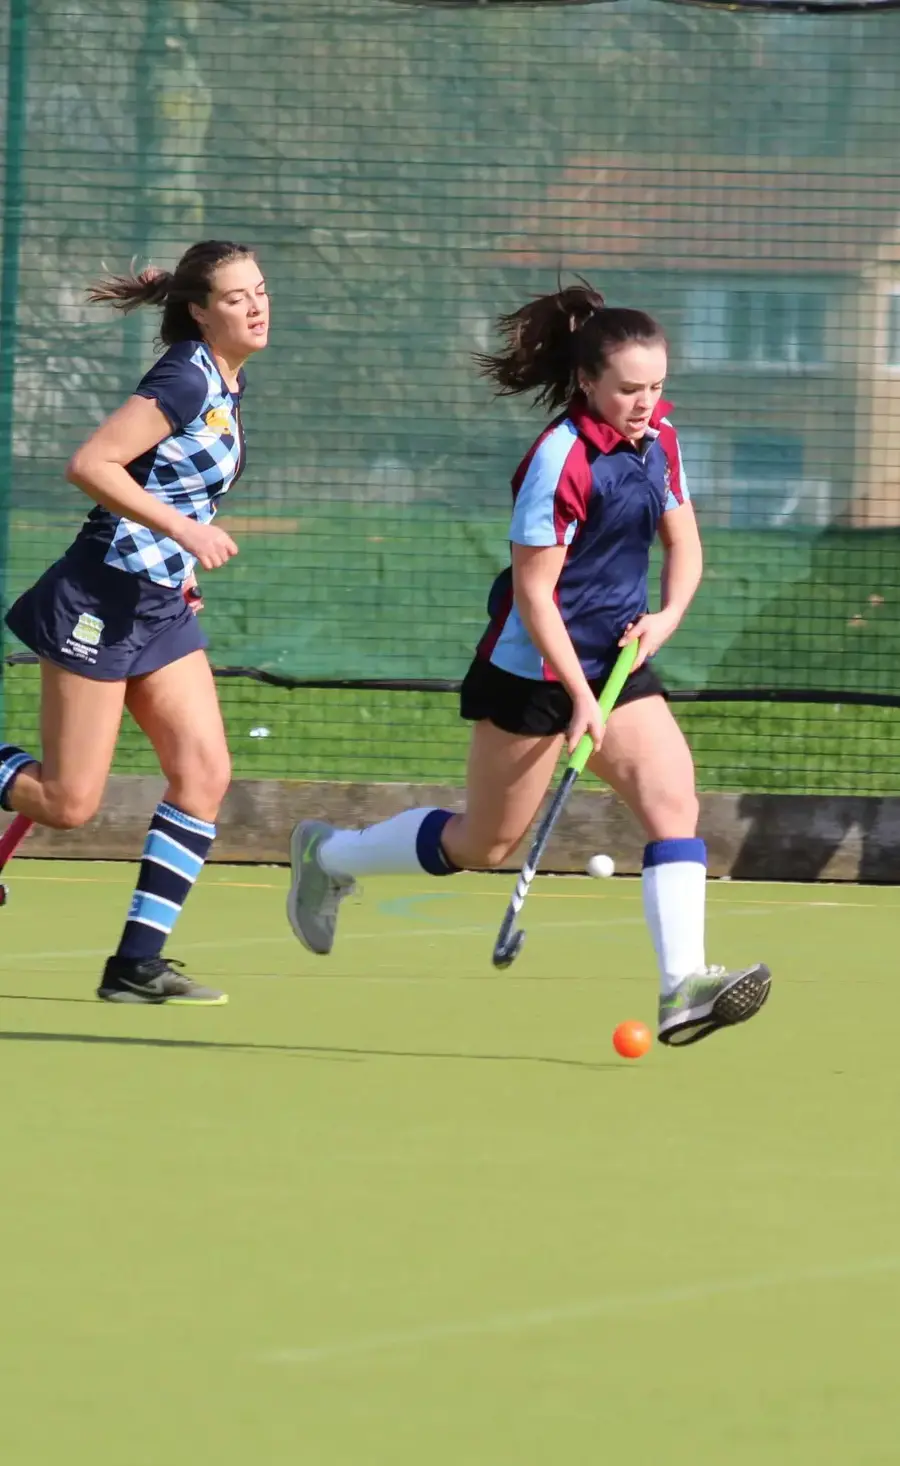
[660,535,703,624]
[514,592,592,701]
[65,454,189,541]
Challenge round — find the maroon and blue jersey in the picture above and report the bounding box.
[476,397,689,682]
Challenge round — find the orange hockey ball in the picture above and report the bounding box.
[612,1020,652,1059]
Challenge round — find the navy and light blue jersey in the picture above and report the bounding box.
[71,340,246,588]
[477,397,689,682]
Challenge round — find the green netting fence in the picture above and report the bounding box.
[3,0,900,792]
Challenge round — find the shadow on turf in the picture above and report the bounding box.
[0,1024,617,1069]
[0,992,95,1004]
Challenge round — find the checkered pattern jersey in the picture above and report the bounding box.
[75,340,247,588]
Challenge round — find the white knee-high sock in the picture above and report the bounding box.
[641,838,707,995]
[318,807,459,879]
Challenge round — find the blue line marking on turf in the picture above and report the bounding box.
[378,893,460,923]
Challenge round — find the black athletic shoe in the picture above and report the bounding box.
[97,955,228,1005]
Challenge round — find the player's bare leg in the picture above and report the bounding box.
[591,696,770,1046]
[97,652,230,1004]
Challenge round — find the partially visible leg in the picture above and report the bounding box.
[589,695,705,988]
[98,651,231,1005]
[443,721,565,870]
[288,720,563,954]
[590,695,770,1045]
[4,661,125,828]
[125,649,231,823]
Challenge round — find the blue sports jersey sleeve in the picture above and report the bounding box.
[663,440,689,511]
[134,344,209,434]
[509,422,589,548]
[658,422,691,512]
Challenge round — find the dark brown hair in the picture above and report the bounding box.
[87,240,256,346]
[476,280,665,412]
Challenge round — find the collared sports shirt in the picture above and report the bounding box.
[71,339,246,587]
[477,396,689,682]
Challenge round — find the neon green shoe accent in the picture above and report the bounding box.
[287,820,355,956]
[659,964,771,1048]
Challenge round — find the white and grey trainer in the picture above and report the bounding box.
[658,963,771,1047]
[286,820,356,956]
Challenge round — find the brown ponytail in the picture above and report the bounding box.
[86,240,255,346]
[476,279,665,413]
[86,265,173,312]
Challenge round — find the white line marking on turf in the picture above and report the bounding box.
[263,1254,900,1367]
[7,872,894,910]
[0,905,779,968]
[0,917,646,965]
[0,937,294,964]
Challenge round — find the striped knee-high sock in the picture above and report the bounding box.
[117,801,215,961]
[0,743,37,810]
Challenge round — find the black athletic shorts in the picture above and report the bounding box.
[459,655,668,737]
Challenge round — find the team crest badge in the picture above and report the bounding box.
[204,407,230,433]
[71,613,103,647]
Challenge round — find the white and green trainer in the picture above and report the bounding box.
[658,963,771,1048]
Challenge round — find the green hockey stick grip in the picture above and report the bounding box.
[567,640,641,776]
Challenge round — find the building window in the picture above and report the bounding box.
[886,292,900,367]
[684,288,826,368]
[682,288,730,364]
[730,433,806,528]
[675,427,728,525]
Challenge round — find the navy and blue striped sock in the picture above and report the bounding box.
[116,801,216,962]
[0,743,36,811]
